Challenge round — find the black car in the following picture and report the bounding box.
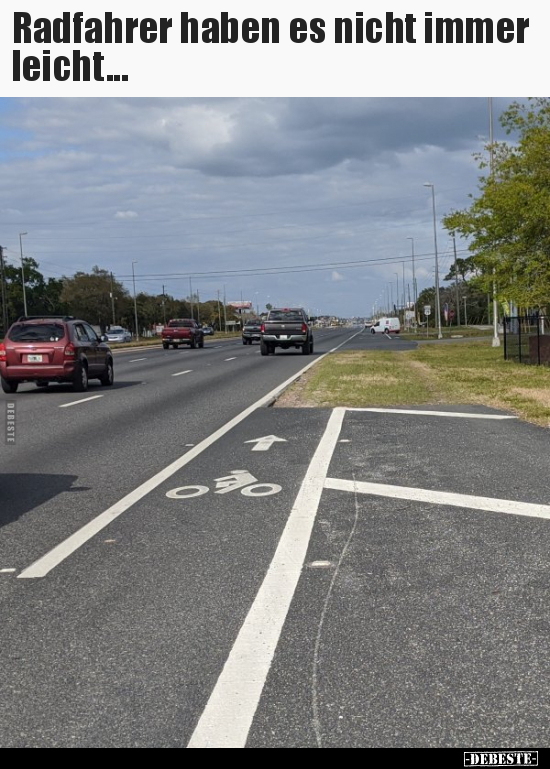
[242,319,262,345]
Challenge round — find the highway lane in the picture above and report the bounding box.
[1,329,363,571]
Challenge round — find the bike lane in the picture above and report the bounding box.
[0,407,331,747]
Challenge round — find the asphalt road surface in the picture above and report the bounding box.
[2,328,549,748]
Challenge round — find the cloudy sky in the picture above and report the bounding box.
[0,97,518,317]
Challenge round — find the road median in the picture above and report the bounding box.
[275,340,550,428]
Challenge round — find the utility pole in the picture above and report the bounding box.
[0,246,9,335]
[223,285,227,332]
[217,289,222,331]
[452,236,461,326]
[464,297,468,327]
[19,232,28,317]
[132,261,139,341]
[189,277,194,321]
[110,272,116,326]
[197,288,201,325]
[162,284,167,325]
[407,237,417,332]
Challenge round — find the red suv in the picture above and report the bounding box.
[0,316,114,394]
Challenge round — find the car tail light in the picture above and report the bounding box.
[301,323,308,333]
[64,342,76,358]
[0,343,6,362]
[260,323,265,333]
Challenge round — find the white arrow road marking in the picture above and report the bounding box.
[59,395,104,408]
[244,435,288,451]
[324,478,550,520]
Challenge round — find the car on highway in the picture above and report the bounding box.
[242,319,262,345]
[0,315,114,394]
[161,319,205,349]
[202,326,215,336]
[105,326,132,343]
[260,308,313,355]
[370,317,401,334]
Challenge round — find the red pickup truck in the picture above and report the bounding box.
[162,319,205,349]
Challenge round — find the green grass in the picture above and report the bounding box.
[277,341,550,427]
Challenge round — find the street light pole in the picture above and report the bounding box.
[489,97,501,347]
[19,232,28,317]
[132,261,139,341]
[423,183,443,339]
[394,272,399,317]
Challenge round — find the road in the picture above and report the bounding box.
[0,326,369,747]
[3,327,548,749]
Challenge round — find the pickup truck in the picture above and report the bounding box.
[162,319,204,349]
[260,308,313,356]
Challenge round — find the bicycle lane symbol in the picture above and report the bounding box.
[166,470,282,499]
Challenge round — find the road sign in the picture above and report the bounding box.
[244,435,287,452]
[424,305,432,316]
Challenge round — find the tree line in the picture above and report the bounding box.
[0,262,243,336]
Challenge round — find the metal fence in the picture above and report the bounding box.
[503,315,550,366]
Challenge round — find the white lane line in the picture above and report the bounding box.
[225,357,237,361]
[347,407,516,420]
[18,342,353,580]
[324,478,550,520]
[59,395,104,409]
[129,358,147,363]
[1,568,16,574]
[187,408,346,748]
[172,370,193,377]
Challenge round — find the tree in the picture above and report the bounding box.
[61,267,131,331]
[444,98,550,310]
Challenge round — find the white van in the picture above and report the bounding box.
[370,317,401,334]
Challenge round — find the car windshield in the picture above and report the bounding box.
[108,328,124,334]
[168,321,194,328]
[8,323,65,342]
[268,311,304,322]
[245,321,260,327]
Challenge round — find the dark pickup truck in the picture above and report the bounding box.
[260,308,313,356]
[162,319,204,349]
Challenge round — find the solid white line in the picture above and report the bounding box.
[129,358,147,363]
[18,337,356,580]
[225,357,237,361]
[187,408,346,748]
[347,407,516,420]
[172,370,193,377]
[324,478,550,520]
[1,568,16,573]
[59,395,104,409]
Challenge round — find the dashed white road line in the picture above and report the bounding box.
[348,407,517,420]
[225,357,237,361]
[59,395,104,408]
[172,370,193,377]
[129,358,147,363]
[324,478,550,520]
[187,407,346,748]
[1,568,16,574]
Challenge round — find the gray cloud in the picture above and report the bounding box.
[0,97,520,317]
